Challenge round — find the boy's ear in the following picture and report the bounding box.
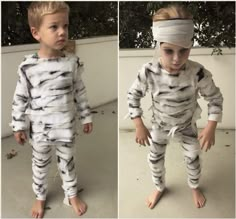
[30,27,40,41]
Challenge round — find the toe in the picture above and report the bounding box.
[201,199,205,208]
[77,212,81,216]
[150,202,155,209]
[194,200,199,208]
[32,211,36,218]
[78,209,83,216]
[147,200,152,208]
[80,208,84,215]
[79,206,85,214]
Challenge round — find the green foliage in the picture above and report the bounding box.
[119,2,152,48]
[2,2,33,46]
[68,2,117,40]
[1,1,117,46]
[119,1,235,54]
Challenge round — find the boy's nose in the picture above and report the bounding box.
[58,28,66,36]
[173,52,181,62]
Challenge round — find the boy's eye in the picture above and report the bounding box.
[180,49,188,54]
[50,25,57,30]
[164,49,173,55]
[64,24,69,29]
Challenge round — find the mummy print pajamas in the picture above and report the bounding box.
[127,59,223,191]
[11,53,92,200]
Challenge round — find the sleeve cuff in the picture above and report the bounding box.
[208,114,222,122]
[81,115,93,124]
[9,122,27,132]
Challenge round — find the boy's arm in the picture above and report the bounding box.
[11,65,30,132]
[127,64,149,119]
[127,64,151,146]
[74,61,92,125]
[197,68,223,151]
[197,68,223,122]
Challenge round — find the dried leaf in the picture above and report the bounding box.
[78,188,84,193]
[6,149,17,159]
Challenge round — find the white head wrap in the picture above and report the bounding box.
[152,19,194,48]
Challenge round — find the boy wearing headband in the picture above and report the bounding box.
[127,5,223,209]
[11,2,92,218]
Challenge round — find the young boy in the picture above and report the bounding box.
[10,2,92,218]
[127,5,223,209]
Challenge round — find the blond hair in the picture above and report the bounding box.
[153,4,193,21]
[28,2,70,29]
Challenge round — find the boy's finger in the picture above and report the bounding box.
[84,126,89,133]
[88,127,91,133]
[19,138,24,145]
[200,141,205,150]
[198,135,202,140]
[21,136,26,144]
[22,134,27,140]
[205,144,211,152]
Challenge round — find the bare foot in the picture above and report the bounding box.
[69,196,87,216]
[31,200,45,218]
[192,188,206,208]
[146,189,164,209]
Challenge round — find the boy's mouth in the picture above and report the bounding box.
[172,63,181,68]
[57,39,66,44]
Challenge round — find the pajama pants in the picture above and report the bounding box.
[147,124,201,191]
[32,143,77,200]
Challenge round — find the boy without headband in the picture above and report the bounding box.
[11,2,93,218]
[127,4,223,209]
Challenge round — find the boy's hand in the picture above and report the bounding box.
[198,120,217,152]
[133,117,151,146]
[14,131,27,145]
[83,123,93,134]
[135,124,151,146]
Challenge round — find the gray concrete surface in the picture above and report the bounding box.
[119,129,235,218]
[1,101,118,218]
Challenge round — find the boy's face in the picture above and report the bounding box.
[159,43,191,73]
[32,11,69,53]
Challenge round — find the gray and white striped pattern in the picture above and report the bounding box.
[128,59,223,130]
[11,53,92,146]
[148,124,201,191]
[32,143,77,200]
[128,59,223,190]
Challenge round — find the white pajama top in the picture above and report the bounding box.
[127,59,223,132]
[11,53,92,145]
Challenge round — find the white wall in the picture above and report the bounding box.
[1,36,117,137]
[119,48,235,130]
